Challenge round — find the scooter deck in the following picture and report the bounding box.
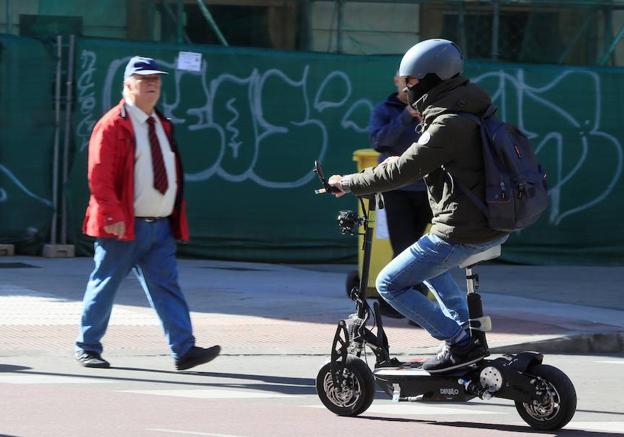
[374,360,427,376]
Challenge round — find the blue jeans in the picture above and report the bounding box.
[376,233,508,342]
[75,219,195,360]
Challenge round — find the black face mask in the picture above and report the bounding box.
[403,73,444,108]
[403,84,422,109]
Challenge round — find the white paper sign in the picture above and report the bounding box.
[176,51,202,72]
[375,207,390,240]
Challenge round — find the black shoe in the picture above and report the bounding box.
[75,351,110,368]
[175,345,221,371]
[423,336,488,373]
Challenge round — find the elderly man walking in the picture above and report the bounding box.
[75,56,220,370]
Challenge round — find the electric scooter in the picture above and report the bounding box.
[312,161,577,431]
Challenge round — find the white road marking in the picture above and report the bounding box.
[122,388,290,399]
[566,422,624,433]
[147,429,245,437]
[310,403,503,415]
[0,374,113,384]
[594,360,624,365]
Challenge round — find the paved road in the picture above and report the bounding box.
[1,353,623,436]
[1,256,623,435]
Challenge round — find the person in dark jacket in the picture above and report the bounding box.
[75,56,220,371]
[370,74,432,262]
[328,40,508,373]
[369,74,433,324]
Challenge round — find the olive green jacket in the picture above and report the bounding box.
[347,75,508,244]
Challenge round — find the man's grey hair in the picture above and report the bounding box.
[121,76,134,100]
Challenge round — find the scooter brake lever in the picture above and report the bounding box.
[313,160,340,194]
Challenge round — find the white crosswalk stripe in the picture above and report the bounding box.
[566,422,624,433]
[0,374,113,384]
[122,388,290,399]
[363,403,505,416]
[147,429,246,437]
[308,403,503,416]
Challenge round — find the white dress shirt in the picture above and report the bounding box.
[125,101,177,217]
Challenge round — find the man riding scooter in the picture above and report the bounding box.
[328,39,508,373]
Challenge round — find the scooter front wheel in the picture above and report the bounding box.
[316,355,375,416]
[515,364,577,430]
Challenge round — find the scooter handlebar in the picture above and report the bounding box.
[313,161,341,195]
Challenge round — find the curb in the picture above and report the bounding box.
[490,331,624,355]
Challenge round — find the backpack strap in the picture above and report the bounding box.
[442,106,497,217]
[443,166,489,216]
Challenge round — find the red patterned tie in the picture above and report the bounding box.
[146,117,168,194]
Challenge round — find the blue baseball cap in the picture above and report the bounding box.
[124,56,168,80]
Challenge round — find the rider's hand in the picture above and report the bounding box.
[104,221,125,239]
[328,175,347,198]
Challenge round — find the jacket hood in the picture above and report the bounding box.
[416,75,491,124]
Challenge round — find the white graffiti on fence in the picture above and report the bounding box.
[0,164,52,207]
[98,55,370,188]
[76,50,99,152]
[82,50,622,225]
[473,69,623,225]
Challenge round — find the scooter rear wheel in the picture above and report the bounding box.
[515,364,577,430]
[316,355,375,416]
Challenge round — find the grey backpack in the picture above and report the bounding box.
[453,105,549,232]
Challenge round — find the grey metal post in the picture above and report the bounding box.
[61,35,75,245]
[491,0,499,61]
[50,35,63,246]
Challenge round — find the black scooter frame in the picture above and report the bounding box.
[315,162,549,405]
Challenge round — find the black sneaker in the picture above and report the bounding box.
[423,336,487,373]
[75,351,110,368]
[175,345,221,371]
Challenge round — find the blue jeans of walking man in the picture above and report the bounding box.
[76,219,194,360]
[376,233,508,343]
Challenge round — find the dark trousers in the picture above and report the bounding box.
[382,189,432,257]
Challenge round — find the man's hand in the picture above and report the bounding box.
[328,175,347,198]
[104,221,125,238]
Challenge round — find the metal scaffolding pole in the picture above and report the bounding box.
[176,0,184,44]
[161,0,191,43]
[458,1,467,56]
[50,35,63,246]
[336,0,344,53]
[61,35,75,245]
[491,0,499,60]
[196,0,229,46]
[5,0,10,33]
[598,22,624,65]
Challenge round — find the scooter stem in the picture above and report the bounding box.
[357,195,376,319]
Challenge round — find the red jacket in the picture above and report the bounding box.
[82,100,189,241]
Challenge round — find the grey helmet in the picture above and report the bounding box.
[398,39,463,80]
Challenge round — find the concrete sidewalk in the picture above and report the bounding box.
[0,256,622,360]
